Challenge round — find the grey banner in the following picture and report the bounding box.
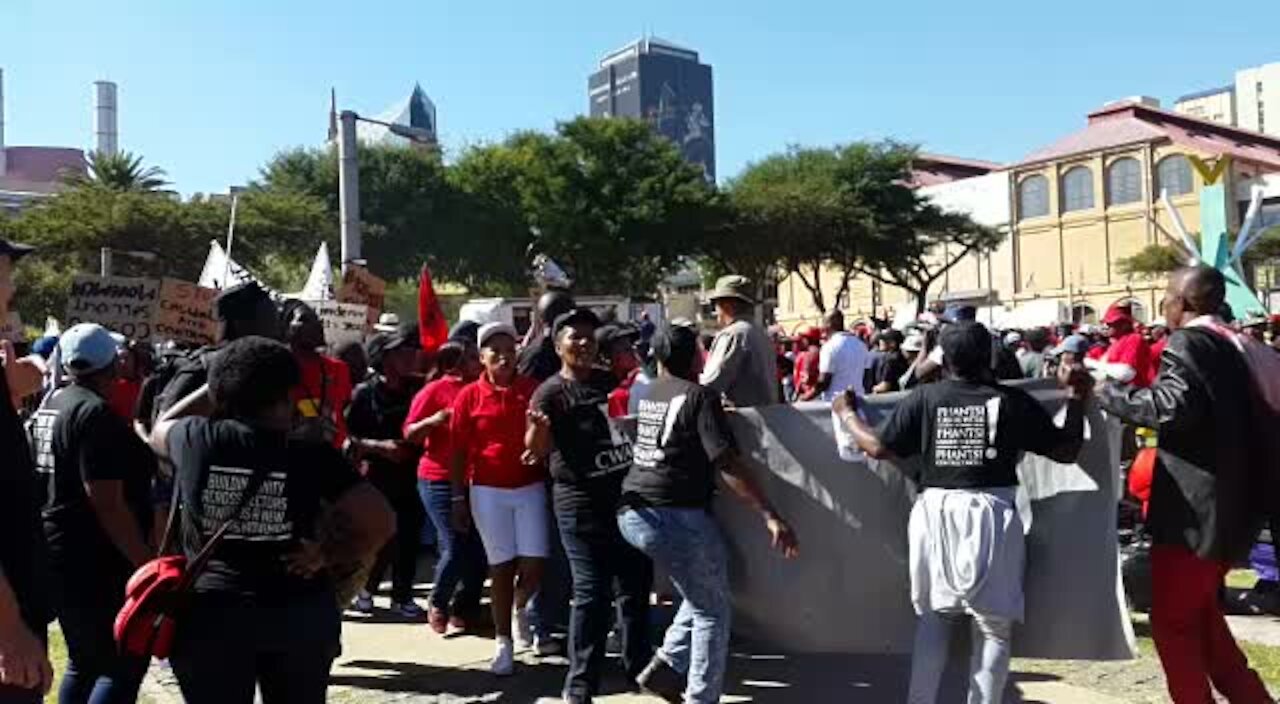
[714,381,1135,660]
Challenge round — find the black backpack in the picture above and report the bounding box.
[150,346,220,427]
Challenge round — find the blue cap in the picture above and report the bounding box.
[1052,334,1090,356]
[941,304,977,324]
[31,335,58,359]
[58,323,119,375]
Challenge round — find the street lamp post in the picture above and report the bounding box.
[335,110,435,276]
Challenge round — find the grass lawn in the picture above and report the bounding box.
[46,627,66,702]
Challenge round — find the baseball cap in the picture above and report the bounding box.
[595,322,639,350]
[1003,331,1023,347]
[941,304,977,324]
[1051,334,1090,356]
[373,312,401,333]
[477,321,519,348]
[367,325,421,370]
[59,323,119,375]
[1102,303,1133,326]
[902,331,925,352]
[551,308,601,338]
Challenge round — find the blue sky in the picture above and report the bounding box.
[3,0,1277,195]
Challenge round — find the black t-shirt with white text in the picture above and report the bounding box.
[533,370,631,486]
[32,384,156,590]
[877,379,1066,489]
[621,377,735,509]
[167,417,361,602]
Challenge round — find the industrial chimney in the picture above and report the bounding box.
[0,68,7,177]
[93,80,118,156]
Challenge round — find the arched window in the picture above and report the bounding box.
[1106,158,1143,205]
[1018,175,1049,219]
[1061,166,1095,212]
[1071,304,1097,325]
[1157,155,1194,197]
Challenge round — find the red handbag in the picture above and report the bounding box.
[114,467,269,658]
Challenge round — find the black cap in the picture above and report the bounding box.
[448,320,480,345]
[941,304,978,324]
[0,238,35,261]
[551,308,600,338]
[214,281,271,321]
[366,325,420,371]
[651,323,699,367]
[594,323,639,350]
[879,329,905,345]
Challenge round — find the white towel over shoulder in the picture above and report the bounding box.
[908,487,1025,622]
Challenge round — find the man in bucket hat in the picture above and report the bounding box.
[699,275,778,407]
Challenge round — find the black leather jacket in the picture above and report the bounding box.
[1098,326,1263,561]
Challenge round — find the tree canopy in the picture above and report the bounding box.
[64,150,171,193]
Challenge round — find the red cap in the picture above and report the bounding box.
[1103,303,1133,326]
[798,325,822,342]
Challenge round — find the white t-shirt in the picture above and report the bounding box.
[818,332,870,401]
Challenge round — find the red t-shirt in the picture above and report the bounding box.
[1104,332,1153,388]
[796,348,821,398]
[108,378,141,421]
[607,368,640,418]
[405,374,469,481]
[449,374,545,488]
[290,354,353,448]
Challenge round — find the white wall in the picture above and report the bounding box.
[1236,63,1280,137]
[917,170,1011,227]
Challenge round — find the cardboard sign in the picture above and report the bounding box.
[307,300,368,348]
[65,275,160,341]
[337,267,386,326]
[154,278,220,347]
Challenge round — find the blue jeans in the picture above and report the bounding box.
[57,602,148,704]
[618,507,730,704]
[419,480,486,614]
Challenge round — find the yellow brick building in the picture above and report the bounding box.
[775,101,1280,330]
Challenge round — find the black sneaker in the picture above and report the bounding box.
[635,655,684,703]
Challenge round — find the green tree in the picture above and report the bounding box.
[64,150,170,192]
[504,117,720,296]
[6,187,333,324]
[1116,243,1188,277]
[257,143,450,281]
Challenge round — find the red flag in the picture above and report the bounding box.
[417,264,449,354]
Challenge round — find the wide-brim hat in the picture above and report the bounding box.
[706,275,756,305]
[0,238,35,261]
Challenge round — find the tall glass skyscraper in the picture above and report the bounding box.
[588,37,715,181]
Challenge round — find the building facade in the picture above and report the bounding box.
[1174,61,1280,138]
[588,37,715,180]
[774,101,1280,330]
[1174,86,1236,126]
[0,69,93,215]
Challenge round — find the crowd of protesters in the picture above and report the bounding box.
[2,227,1279,704]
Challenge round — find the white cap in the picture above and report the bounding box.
[903,331,925,353]
[477,321,519,348]
[1003,331,1022,346]
[374,312,401,333]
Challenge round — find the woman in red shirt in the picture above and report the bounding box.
[404,340,486,634]
[449,323,548,676]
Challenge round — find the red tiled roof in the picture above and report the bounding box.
[909,152,1003,188]
[1018,101,1280,171]
[1,146,86,184]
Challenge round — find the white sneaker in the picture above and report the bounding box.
[491,637,515,676]
[392,601,424,619]
[512,608,534,650]
[352,591,374,613]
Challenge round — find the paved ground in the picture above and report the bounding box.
[141,590,1128,703]
[135,564,1280,703]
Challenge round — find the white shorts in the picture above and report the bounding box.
[470,482,550,565]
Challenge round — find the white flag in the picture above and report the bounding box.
[299,242,334,301]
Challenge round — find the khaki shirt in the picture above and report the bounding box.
[700,319,779,407]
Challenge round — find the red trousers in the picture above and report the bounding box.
[1150,544,1271,703]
